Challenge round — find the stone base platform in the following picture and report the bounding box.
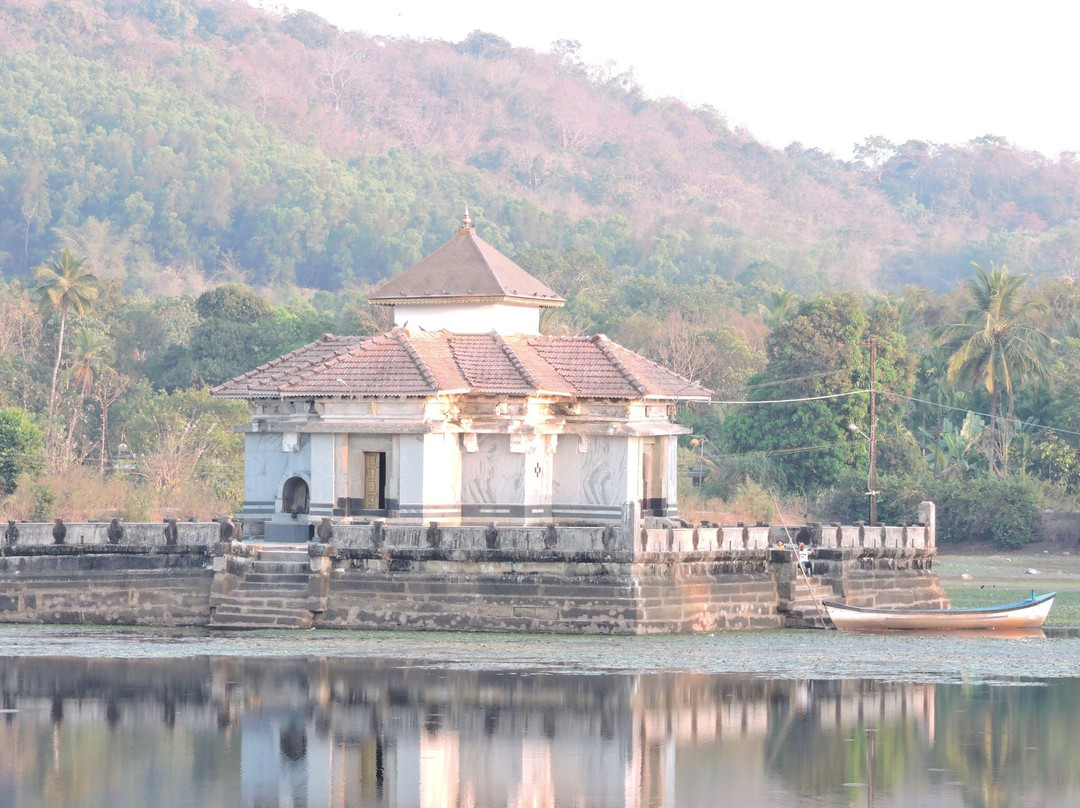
[0,538,947,633]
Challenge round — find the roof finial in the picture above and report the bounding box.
[461,205,473,233]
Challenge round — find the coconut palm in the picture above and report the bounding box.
[758,289,799,330]
[67,328,122,476]
[67,327,112,399]
[33,250,98,446]
[936,262,1052,475]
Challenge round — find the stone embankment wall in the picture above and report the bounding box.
[0,506,943,632]
[318,522,786,631]
[0,521,217,625]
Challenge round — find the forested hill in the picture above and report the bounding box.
[2,0,1080,298]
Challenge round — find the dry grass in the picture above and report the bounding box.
[2,468,235,522]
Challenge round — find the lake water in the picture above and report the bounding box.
[1,626,1079,807]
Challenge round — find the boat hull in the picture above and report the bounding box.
[823,593,1055,631]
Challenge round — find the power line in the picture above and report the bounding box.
[706,437,865,461]
[711,389,869,406]
[882,391,1080,439]
[707,384,1080,442]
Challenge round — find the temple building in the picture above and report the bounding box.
[212,213,711,541]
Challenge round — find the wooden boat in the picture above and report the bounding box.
[823,591,1055,631]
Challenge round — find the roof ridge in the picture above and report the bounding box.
[466,231,504,294]
[492,332,541,389]
[395,328,439,390]
[592,334,649,396]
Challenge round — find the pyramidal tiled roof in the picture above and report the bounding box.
[211,329,712,402]
[368,219,565,308]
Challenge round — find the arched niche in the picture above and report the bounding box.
[282,476,310,516]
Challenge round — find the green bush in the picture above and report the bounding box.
[811,467,933,525]
[29,483,55,522]
[930,476,1044,548]
[0,407,45,494]
[814,469,1044,548]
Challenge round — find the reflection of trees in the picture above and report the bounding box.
[933,682,1080,808]
[764,680,932,800]
[766,678,1080,808]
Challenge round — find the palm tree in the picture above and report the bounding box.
[33,250,98,448]
[936,262,1052,475]
[67,328,119,476]
[68,327,111,399]
[759,290,799,330]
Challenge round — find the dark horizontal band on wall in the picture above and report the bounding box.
[335,497,400,514]
[552,505,622,519]
[642,498,673,516]
[334,508,389,518]
[462,504,553,519]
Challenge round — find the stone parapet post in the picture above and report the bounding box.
[918,501,936,547]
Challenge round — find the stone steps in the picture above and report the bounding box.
[242,572,310,585]
[231,580,309,594]
[213,595,315,609]
[209,544,325,630]
[780,575,834,629]
[249,552,308,562]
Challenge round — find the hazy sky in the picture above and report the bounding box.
[258,0,1080,159]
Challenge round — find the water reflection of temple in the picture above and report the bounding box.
[0,655,1008,808]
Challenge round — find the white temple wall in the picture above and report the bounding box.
[307,433,336,517]
[397,434,426,520]
[242,431,314,521]
[662,435,679,517]
[625,438,643,504]
[521,434,556,522]
[418,432,462,523]
[394,302,541,335]
[460,434,531,522]
[552,434,628,522]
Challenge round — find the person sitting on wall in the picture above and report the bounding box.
[797,542,813,573]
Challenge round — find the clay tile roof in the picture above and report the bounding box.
[212,330,445,399]
[212,330,712,401]
[210,333,367,398]
[591,336,712,399]
[445,333,534,393]
[369,224,565,308]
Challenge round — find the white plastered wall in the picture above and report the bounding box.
[394,302,541,335]
[461,434,525,507]
[423,432,462,522]
[306,433,336,516]
[552,433,629,522]
[243,430,316,521]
